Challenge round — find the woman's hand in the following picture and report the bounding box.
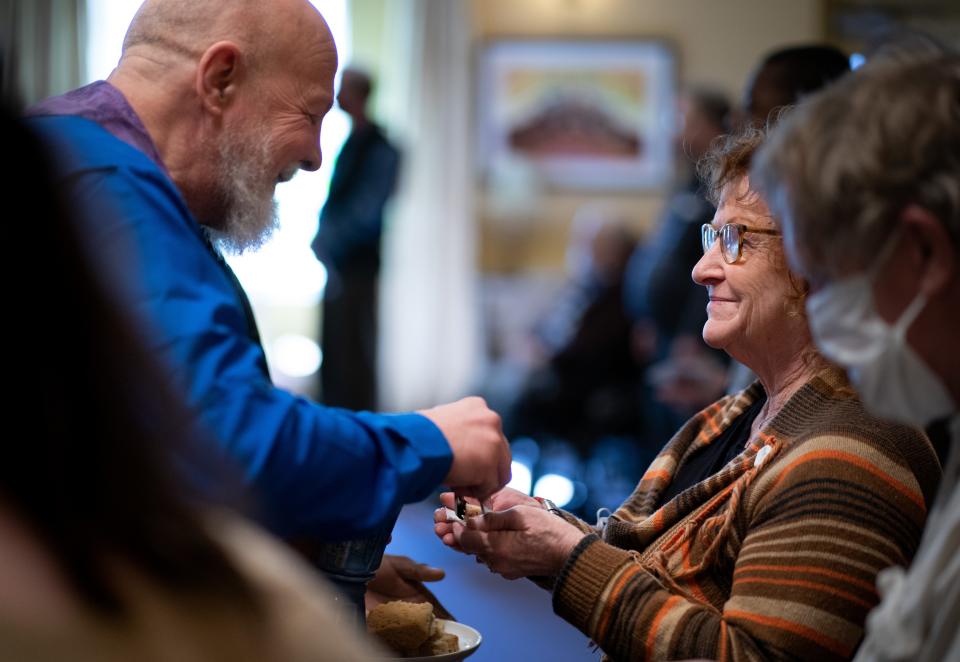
[452,505,586,580]
[433,488,539,550]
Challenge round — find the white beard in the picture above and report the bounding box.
[209,125,281,255]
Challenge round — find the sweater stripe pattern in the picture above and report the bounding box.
[552,367,940,661]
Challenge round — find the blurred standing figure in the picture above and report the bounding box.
[312,67,400,411]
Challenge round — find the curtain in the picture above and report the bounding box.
[0,0,86,107]
[374,0,480,411]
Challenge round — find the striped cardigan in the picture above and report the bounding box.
[551,367,940,661]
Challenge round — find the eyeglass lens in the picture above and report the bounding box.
[701,224,741,263]
[720,224,740,262]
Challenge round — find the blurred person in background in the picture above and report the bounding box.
[625,86,732,357]
[505,205,643,456]
[435,126,940,662]
[0,102,381,662]
[739,44,851,129]
[754,50,959,662]
[311,66,400,412]
[25,0,509,615]
[623,86,732,422]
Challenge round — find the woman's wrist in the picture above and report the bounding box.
[552,526,587,574]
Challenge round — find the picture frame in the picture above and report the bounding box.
[477,39,677,191]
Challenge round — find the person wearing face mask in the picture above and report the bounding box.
[433,126,940,662]
[754,52,959,662]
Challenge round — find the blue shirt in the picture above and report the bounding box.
[28,87,453,539]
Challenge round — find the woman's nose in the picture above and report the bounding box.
[692,240,724,286]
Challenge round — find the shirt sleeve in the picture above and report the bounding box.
[76,164,453,539]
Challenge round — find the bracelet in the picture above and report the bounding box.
[534,496,563,516]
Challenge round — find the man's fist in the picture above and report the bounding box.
[419,397,511,502]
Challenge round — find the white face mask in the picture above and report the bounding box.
[805,239,955,427]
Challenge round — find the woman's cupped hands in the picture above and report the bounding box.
[433,489,587,580]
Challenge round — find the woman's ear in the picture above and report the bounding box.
[195,41,243,117]
[901,204,956,299]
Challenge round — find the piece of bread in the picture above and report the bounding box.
[416,630,460,656]
[367,601,435,655]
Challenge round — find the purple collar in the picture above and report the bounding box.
[29,81,168,172]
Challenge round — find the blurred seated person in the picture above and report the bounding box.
[506,205,643,453]
[739,44,851,131]
[623,87,732,419]
[625,86,731,357]
[754,49,959,662]
[0,106,383,660]
[435,127,941,662]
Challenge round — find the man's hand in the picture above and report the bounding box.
[419,397,511,502]
[365,554,448,614]
[433,488,538,551]
[453,506,586,580]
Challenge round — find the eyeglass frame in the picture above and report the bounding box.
[700,222,781,264]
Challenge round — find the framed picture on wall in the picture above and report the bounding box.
[477,40,677,191]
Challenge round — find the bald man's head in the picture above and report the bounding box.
[123,0,258,68]
[112,0,338,252]
[120,0,332,70]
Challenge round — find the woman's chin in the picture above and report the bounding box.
[701,323,732,351]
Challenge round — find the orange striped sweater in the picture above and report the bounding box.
[551,367,940,661]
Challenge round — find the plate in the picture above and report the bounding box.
[383,619,482,662]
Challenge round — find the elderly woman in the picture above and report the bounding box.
[752,54,959,662]
[435,127,941,661]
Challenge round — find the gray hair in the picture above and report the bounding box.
[752,53,960,284]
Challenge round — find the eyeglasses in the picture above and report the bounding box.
[701,222,781,264]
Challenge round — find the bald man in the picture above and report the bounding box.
[27,0,509,542]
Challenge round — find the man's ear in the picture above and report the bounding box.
[196,41,243,117]
[901,204,956,299]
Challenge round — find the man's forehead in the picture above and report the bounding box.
[278,33,337,102]
[310,48,338,103]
